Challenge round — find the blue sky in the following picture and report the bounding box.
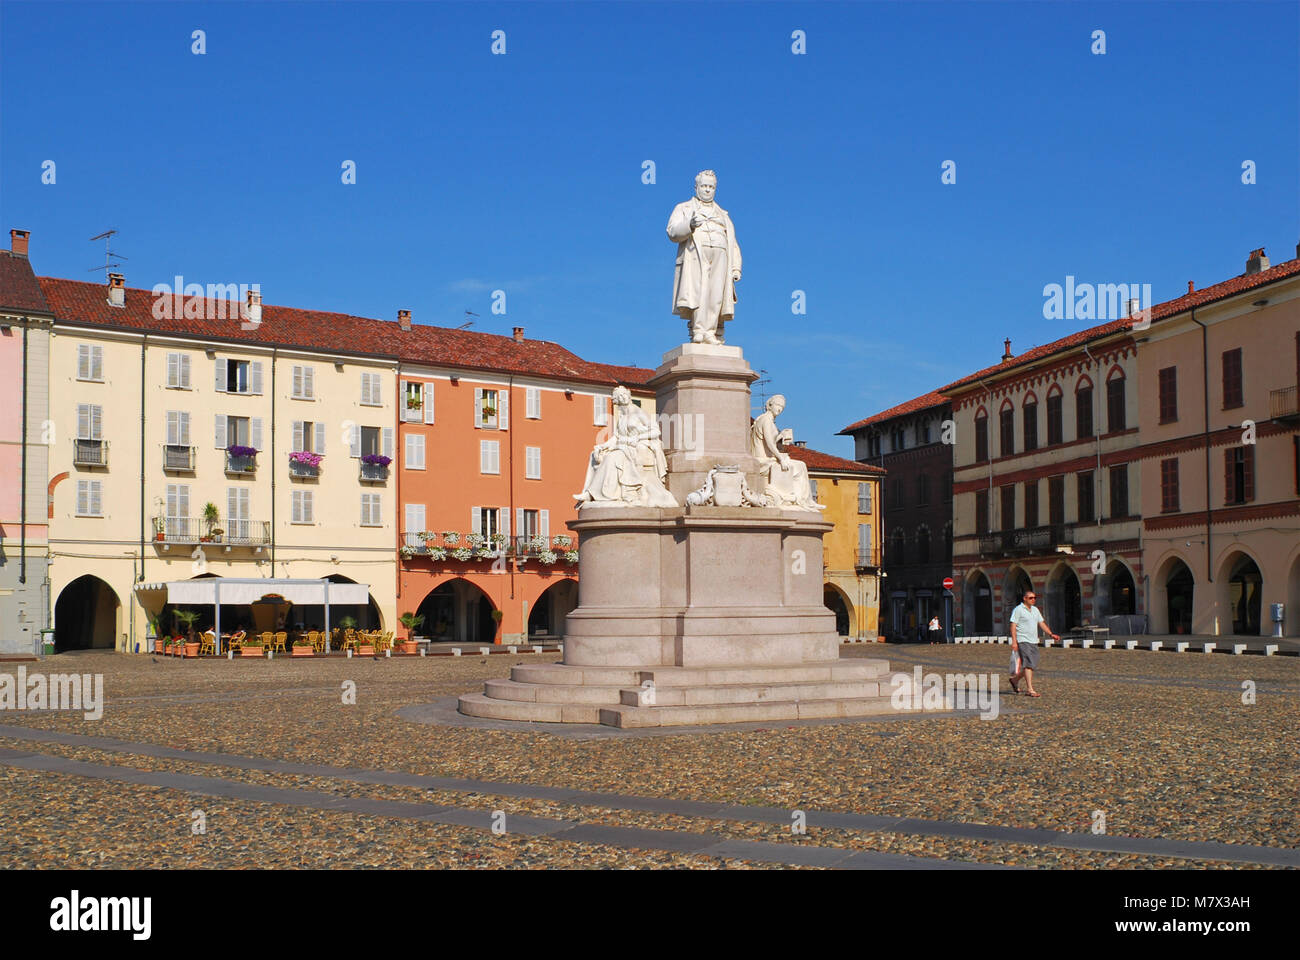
[3,1,1295,453]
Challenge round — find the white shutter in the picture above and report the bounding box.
[405,503,425,535]
[859,523,871,556]
[400,380,413,421]
[292,490,303,524]
[404,434,416,468]
[540,509,549,538]
[350,424,361,457]
[167,353,179,387]
[526,446,541,479]
[166,484,178,518]
[500,507,509,543]
[292,421,304,452]
[593,394,606,425]
[292,366,304,398]
[516,508,524,540]
[360,494,368,526]
[471,506,482,538]
[304,490,314,523]
[90,346,103,380]
[251,418,263,451]
[89,481,102,516]
[178,485,189,519]
[314,422,326,455]
[227,488,238,526]
[77,404,91,439]
[179,412,191,445]
[480,440,490,473]
[382,427,394,460]
[180,353,191,388]
[474,388,484,429]
[304,366,314,399]
[167,411,180,445]
[499,391,509,430]
[424,382,436,424]
[527,387,540,419]
[250,361,264,395]
[215,358,227,392]
[77,344,90,380]
[215,415,227,449]
[76,480,88,515]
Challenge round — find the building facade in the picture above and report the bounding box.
[0,230,53,654]
[788,444,885,640]
[839,393,953,641]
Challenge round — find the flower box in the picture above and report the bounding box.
[241,645,264,658]
[292,645,314,657]
[357,644,375,656]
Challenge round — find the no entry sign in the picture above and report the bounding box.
[942,577,954,590]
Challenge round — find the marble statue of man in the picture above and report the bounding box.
[574,386,677,508]
[750,395,825,511]
[667,170,742,345]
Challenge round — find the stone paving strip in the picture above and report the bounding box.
[0,744,978,870]
[0,725,1292,868]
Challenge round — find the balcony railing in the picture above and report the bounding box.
[399,533,570,559]
[152,516,270,546]
[978,524,1074,558]
[855,551,878,569]
[162,444,196,471]
[359,461,390,482]
[73,438,108,467]
[1270,385,1298,419]
[225,451,258,475]
[289,459,321,479]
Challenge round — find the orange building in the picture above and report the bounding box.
[394,328,654,644]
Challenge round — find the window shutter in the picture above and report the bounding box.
[88,481,102,516]
[77,344,90,380]
[350,424,361,458]
[179,353,190,387]
[89,405,102,440]
[480,440,490,473]
[314,422,326,455]
[292,491,302,524]
[167,353,179,387]
[499,392,509,430]
[474,388,484,429]
[516,508,524,539]
[215,415,227,449]
[424,382,435,424]
[77,404,91,439]
[293,366,303,397]
[227,488,238,524]
[247,361,262,395]
[593,394,606,425]
[404,434,415,468]
[166,484,178,518]
[251,418,263,451]
[1224,449,1233,505]
[303,491,313,523]
[471,506,482,537]
[360,494,368,527]
[167,411,179,445]
[383,427,394,460]
[177,485,189,518]
[292,421,304,452]
[76,480,88,515]
[90,346,103,380]
[178,412,190,445]
[215,358,227,392]
[527,387,540,419]
[540,509,549,538]
[303,366,313,399]
[1244,447,1255,502]
[400,380,413,420]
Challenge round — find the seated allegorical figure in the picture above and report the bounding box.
[574,385,678,508]
[749,394,826,511]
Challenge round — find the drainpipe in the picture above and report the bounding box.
[137,334,148,649]
[396,362,402,608]
[507,374,515,607]
[1190,306,1212,583]
[978,380,994,532]
[20,320,28,585]
[270,348,277,576]
[1081,343,1105,622]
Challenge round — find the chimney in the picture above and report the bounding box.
[1245,248,1269,275]
[1187,281,1195,294]
[107,273,125,308]
[512,326,524,342]
[1125,297,1141,317]
[245,289,262,324]
[9,229,29,258]
[397,309,411,332]
[1001,338,1013,362]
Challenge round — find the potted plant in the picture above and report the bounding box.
[338,615,358,632]
[153,516,165,542]
[356,634,376,656]
[490,608,504,640]
[564,549,579,565]
[292,637,314,657]
[202,501,219,538]
[399,544,416,560]
[398,612,423,653]
[173,608,200,644]
[241,636,264,657]
[442,531,460,545]
[360,454,392,467]
[406,395,423,410]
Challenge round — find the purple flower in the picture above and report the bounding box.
[289,450,324,467]
[226,445,258,458]
[360,454,392,466]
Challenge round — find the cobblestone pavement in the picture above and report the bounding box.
[0,645,1293,868]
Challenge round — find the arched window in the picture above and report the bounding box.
[916,525,931,565]
[1022,391,1039,451]
[1046,384,1064,445]
[1106,366,1126,433]
[974,407,989,463]
[1075,375,1094,440]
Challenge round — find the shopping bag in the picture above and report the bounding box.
[1009,650,1021,676]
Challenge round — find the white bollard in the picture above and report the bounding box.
[532,645,543,654]
[1125,640,1138,650]
[452,648,462,657]
[1103,639,1115,650]
[346,649,352,658]
[385,648,392,658]
[479,647,490,656]
[227,651,234,660]
[508,645,518,654]
[420,648,426,657]
[1201,642,1216,654]
[1150,641,1163,652]
[1265,644,1278,656]
[267,650,273,660]
[1062,638,1073,648]
[1082,638,1092,649]
[1232,644,1246,655]
[1175,642,1188,652]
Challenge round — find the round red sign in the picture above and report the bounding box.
[942,577,954,590]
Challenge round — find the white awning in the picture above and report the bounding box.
[134,578,370,607]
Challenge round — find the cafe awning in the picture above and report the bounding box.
[134,578,370,607]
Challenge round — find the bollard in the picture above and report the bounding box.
[452,648,462,657]
[1201,642,1216,654]
[1232,643,1246,655]
[1175,641,1188,652]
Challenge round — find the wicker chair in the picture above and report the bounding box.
[227,630,246,654]
[199,630,217,656]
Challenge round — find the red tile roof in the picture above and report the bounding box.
[0,252,51,315]
[839,390,949,435]
[939,256,1300,395]
[786,444,885,475]
[33,276,654,389]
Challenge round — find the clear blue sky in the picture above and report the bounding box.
[3,1,1295,453]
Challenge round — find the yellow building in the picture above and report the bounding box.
[788,444,885,640]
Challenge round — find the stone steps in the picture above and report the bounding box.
[600,696,920,729]
[508,659,890,688]
[482,676,889,707]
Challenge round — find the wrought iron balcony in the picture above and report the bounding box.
[359,461,390,482]
[162,444,196,471]
[152,516,270,547]
[73,438,108,467]
[979,524,1074,558]
[855,551,878,569]
[225,451,258,475]
[1270,385,1298,419]
[289,459,321,479]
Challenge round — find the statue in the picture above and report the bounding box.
[750,395,825,511]
[574,386,678,508]
[667,169,742,345]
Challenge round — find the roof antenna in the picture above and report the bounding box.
[457,309,478,330]
[752,368,772,414]
[88,229,127,280]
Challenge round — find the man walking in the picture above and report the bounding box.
[1008,589,1059,697]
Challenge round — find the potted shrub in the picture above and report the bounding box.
[491,608,504,640]
[200,502,219,542]
[292,637,314,657]
[172,609,200,652]
[356,635,376,656]
[153,516,165,542]
[241,637,264,657]
[398,612,423,654]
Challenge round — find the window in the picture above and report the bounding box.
[519,508,542,540]
[291,365,315,400]
[1222,348,1243,409]
[476,388,503,429]
[401,381,424,422]
[473,506,501,540]
[404,503,426,542]
[165,411,191,445]
[405,433,426,469]
[292,490,314,524]
[593,394,607,426]
[360,493,382,526]
[891,428,905,452]
[974,413,989,463]
[858,523,871,563]
[916,527,931,564]
[917,474,930,506]
[217,415,262,451]
[1048,476,1065,526]
[1107,375,1126,432]
[526,387,541,419]
[1224,446,1254,505]
[166,352,192,389]
[360,371,383,406]
[292,420,325,454]
[1160,458,1179,513]
[350,425,392,461]
[975,489,989,534]
[866,434,881,458]
[525,445,541,479]
[480,439,500,474]
[75,479,103,516]
[1158,367,1178,424]
[1109,464,1129,518]
[1046,393,1063,445]
[226,487,251,540]
[999,408,1015,458]
[888,529,907,566]
[1000,485,1016,532]
[809,478,819,501]
[77,403,103,440]
[1023,402,1038,451]
[77,344,104,381]
[1076,386,1094,439]
[1024,480,1039,528]
[943,471,953,503]
[857,482,872,514]
[920,421,931,444]
[165,484,189,536]
[216,358,262,395]
[1076,470,1095,523]
[889,479,904,510]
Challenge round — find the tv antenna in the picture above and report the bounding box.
[457,309,478,330]
[88,230,127,280]
[752,368,773,411]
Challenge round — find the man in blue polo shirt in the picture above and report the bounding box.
[1009,589,1059,698]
